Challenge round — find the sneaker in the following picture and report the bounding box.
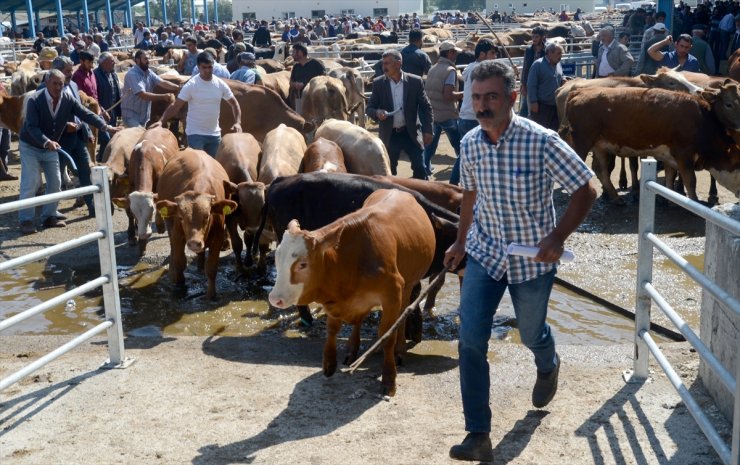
[55,212,67,220]
[449,432,493,462]
[20,221,36,235]
[532,353,560,408]
[42,217,67,228]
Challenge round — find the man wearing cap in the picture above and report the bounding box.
[121,50,179,128]
[648,33,701,72]
[527,42,565,131]
[70,40,85,65]
[156,51,241,157]
[691,25,716,74]
[94,52,121,161]
[230,52,262,84]
[594,26,634,77]
[642,10,667,44]
[636,22,669,74]
[366,49,433,180]
[423,41,463,178]
[227,42,247,73]
[38,47,58,71]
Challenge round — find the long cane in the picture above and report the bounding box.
[474,11,521,80]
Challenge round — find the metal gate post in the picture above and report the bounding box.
[628,159,657,382]
[732,337,739,465]
[91,167,130,368]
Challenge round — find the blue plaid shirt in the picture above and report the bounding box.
[459,113,593,283]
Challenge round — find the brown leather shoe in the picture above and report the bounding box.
[42,217,67,228]
[20,221,36,235]
[449,433,493,462]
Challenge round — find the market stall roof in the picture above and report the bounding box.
[0,0,134,15]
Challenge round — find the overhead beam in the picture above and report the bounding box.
[82,0,90,32]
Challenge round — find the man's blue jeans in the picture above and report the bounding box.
[458,256,557,433]
[18,140,61,224]
[187,134,221,157]
[423,119,461,176]
[452,119,480,185]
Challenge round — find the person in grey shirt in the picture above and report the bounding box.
[527,42,564,131]
[121,50,178,127]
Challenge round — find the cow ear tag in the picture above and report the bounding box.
[223,205,232,216]
[159,207,169,218]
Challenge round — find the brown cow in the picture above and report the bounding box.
[314,119,391,175]
[258,123,306,185]
[215,133,265,269]
[155,149,237,300]
[301,137,346,173]
[562,86,740,202]
[269,189,436,396]
[111,127,179,255]
[370,175,462,213]
[730,50,740,83]
[300,76,349,126]
[328,67,367,127]
[260,70,291,103]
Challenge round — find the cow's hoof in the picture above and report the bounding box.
[618,180,628,190]
[381,383,397,398]
[707,196,719,206]
[395,354,405,367]
[173,285,188,298]
[127,236,137,246]
[137,242,148,256]
[343,353,358,366]
[323,361,337,378]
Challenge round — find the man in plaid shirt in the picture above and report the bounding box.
[444,60,596,463]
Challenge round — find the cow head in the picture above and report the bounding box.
[270,219,310,309]
[128,191,159,240]
[235,181,266,230]
[702,82,740,145]
[640,67,703,95]
[156,192,237,254]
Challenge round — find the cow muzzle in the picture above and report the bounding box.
[187,239,205,253]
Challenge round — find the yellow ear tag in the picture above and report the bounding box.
[223,205,232,216]
[159,207,168,218]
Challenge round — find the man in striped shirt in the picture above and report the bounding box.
[444,60,596,463]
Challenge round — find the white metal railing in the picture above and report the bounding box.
[629,159,739,465]
[0,166,132,393]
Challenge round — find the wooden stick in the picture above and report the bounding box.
[474,11,521,80]
[346,265,451,373]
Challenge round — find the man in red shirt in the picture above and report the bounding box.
[72,51,98,100]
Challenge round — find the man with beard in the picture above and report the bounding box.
[444,60,596,463]
[121,50,179,127]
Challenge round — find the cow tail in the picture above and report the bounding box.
[251,194,269,259]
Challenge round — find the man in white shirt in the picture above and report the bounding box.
[156,52,242,157]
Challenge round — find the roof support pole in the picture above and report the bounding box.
[11,10,17,35]
[55,0,64,37]
[162,0,169,25]
[105,0,113,30]
[203,0,208,24]
[77,11,82,31]
[82,0,90,32]
[213,0,218,24]
[657,0,672,32]
[145,0,151,27]
[28,7,36,37]
[177,0,183,23]
[126,0,132,27]
[190,0,196,24]
[94,10,99,28]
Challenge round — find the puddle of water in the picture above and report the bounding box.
[1,259,671,346]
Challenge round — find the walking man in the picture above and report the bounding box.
[156,51,242,157]
[520,26,546,117]
[366,49,433,180]
[444,60,596,462]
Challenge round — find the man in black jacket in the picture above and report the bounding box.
[252,21,272,47]
[18,69,120,234]
[94,52,122,161]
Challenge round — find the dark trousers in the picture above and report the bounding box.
[96,115,117,162]
[529,103,559,132]
[388,128,427,180]
[60,132,93,212]
[0,128,9,165]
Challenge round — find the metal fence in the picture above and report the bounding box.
[630,159,740,465]
[0,166,132,393]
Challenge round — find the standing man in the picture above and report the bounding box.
[252,20,272,47]
[444,60,596,462]
[72,51,98,101]
[18,69,121,234]
[690,25,716,74]
[0,82,15,181]
[178,37,201,75]
[94,52,122,161]
[156,52,241,157]
[289,43,326,113]
[401,29,432,77]
[527,42,565,131]
[519,26,546,118]
[455,39,497,185]
[230,52,262,85]
[366,49,433,180]
[594,26,635,77]
[648,34,701,71]
[121,50,178,128]
[636,22,669,74]
[423,41,463,178]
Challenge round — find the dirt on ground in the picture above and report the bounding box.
[0,132,737,464]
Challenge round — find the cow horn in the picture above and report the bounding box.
[287,219,301,234]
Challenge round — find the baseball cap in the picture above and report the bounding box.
[439,41,462,53]
[38,47,58,62]
[239,52,256,63]
[652,22,667,31]
[234,42,247,52]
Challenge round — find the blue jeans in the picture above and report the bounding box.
[458,256,557,433]
[452,119,480,185]
[18,140,61,223]
[423,119,461,176]
[187,134,221,157]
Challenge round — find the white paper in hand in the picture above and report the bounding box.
[386,107,403,116]
[506,243,575,262]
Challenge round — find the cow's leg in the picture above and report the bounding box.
[379,287,404,397]
[676,157,699,201]
[323,315,342,377]
[344,321,362,365]
[708,176,719,205]
[196,252,206,271]
[226,216,243,270]
[126,207,137,246]
[204,228,225,300]
[629,157,640,196]
[592,149,622,204]
[242,231,254,268]
[618,157,628,190]
[138,238,149,256]
[169,229,187,293]
[422,271,447,317]
[297,305,313,327]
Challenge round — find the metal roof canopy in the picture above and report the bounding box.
[1,0,135,36]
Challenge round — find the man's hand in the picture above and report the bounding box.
[534,233,565,263]
[107,125,123,134]
[376,109,388,121]
[101,109,111,122]
[159,93,175,103]
[231,123,242,133]
[65,122,79,133]
[443,241,467,272]
[292,82,304,91]
[44,140,61,151]
[664,35,673,43]
[529,102,539,114]
[422,132,433,146]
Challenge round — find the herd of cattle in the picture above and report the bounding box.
[1,20,740,395]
